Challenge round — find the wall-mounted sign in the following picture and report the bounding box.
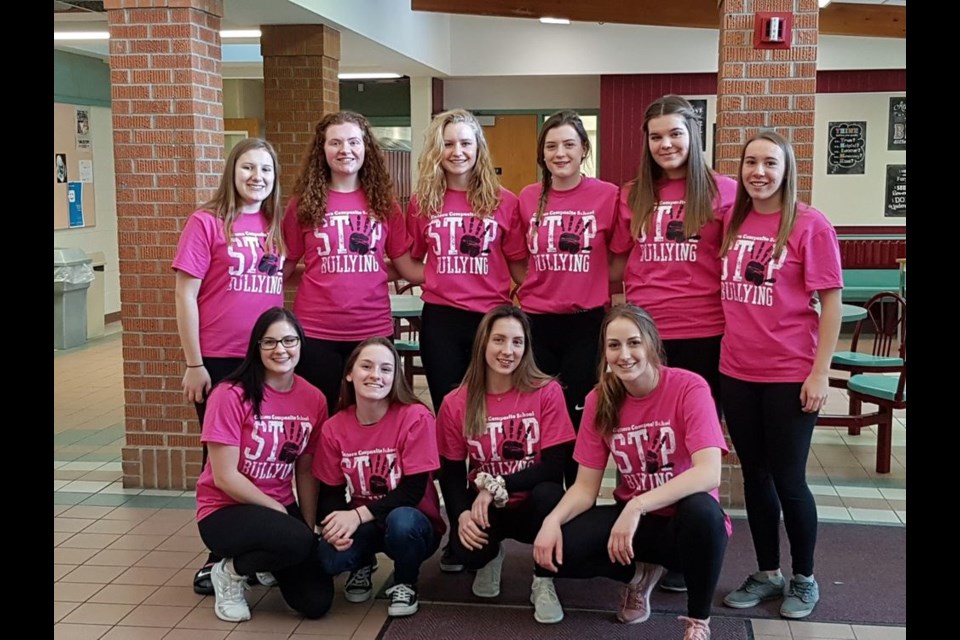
[688,99,707,151]
[827,121,866,175]
[887,97,906,150]
[884,164,906,217]
[67,182,85,228]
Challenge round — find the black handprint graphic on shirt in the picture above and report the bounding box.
[643,431,675,474]
[368,455,396,496]
[348,215,375,255]
[459,217,492,257]
[500,419,530,461]
[744,243,777,286]
[257,240,281,275]
[277,422,306,463]
[558,217,594,254]
[664,204,700,243]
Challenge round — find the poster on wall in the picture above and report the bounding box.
[688,99,707,151]
[826,121,866,175]
[75,108,91,150]
[884,165,906,217]
[67,181,85,228]
[55,153,67,183]
[78,160,94,183]
[887,97,906,150]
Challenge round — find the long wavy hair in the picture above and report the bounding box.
[720,129,798,260]
[626,95,719,241]
[337,337,425,412]
[198,137,285,256]
[413,108,502,219]
[461,305,553,438]
[221,307,305,419]
[592,305,665,439]
[292,111,396,226]
[534,110,591,226]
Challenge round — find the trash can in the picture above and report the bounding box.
[54,247,94,350]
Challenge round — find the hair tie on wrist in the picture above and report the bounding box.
[355,508,363,525]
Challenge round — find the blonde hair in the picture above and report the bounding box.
[198,138,285,256]
[626,95,719,241]
[720,129,798,260]
[413,109,502,218]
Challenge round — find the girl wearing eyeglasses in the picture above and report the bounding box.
[173,138,286,595]
[283,111,423,412]
[195,307,332,623]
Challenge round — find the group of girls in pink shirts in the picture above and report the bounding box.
[174,96,842,640]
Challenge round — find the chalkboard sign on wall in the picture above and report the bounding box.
[888,97,906,151]
[827,121,866,175]
[884,164,906,217]
[689,99,707,151]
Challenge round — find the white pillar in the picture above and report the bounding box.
[410,76,434,184]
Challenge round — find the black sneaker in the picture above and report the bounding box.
[344,564,374,603]
[439,544,464,573]
[659,570,688,593]
[385,583,419,616]
[193,562,215,595]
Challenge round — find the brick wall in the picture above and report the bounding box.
[106,0,224,490]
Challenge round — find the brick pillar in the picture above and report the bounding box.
[716,0,818,202]
[716,0,819,508]
[105,0,224,489]
[261,25,340,206]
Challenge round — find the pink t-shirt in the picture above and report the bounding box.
[172,210,286,358]
[436,380,576,508]
[610,175,737,340]
[515,177,620,314]
[283,191,412,341]
[312,402,445,536]
[574,367,731,534]
[407,188,527,312]
[719,203,843,383]
[195,375,328,522]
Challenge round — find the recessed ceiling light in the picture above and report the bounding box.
[338,73,402,80]
[539,17,570,25]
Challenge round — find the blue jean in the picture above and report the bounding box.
[317,507,439,586]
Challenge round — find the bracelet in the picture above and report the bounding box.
[185,364,205,368]
[354,508,363,525]
[474,472,509,508]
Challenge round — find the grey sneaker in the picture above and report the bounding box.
[723,573,786,609]
[659,570,688,593]
[780,576,820,619]
[472,544,505,598]
[253,571,277,587]
[210,559,251,622]
[344,564,374,603]
[530,576,564,624]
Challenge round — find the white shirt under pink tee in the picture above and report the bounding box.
[195,375,328,522]
[312,402,445,535]
[516,177,620,314]
[173,210,285,358]
[437,380,576,508]
[283,190,413,341]
[407,188,527,313]
[574,366,732,534]
[719,203,843,383]
[610,175,737,340]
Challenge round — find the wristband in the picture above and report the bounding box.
[474,471,509,508]
[185,364,205,368]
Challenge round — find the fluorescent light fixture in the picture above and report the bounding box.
[338,73,402,80]
[54,31,109,40]
[818,0,831,7]
[221,29,261,38]
[540,17,570,25]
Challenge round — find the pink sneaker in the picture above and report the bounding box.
[617,562,666,624]
[679,615,711,640]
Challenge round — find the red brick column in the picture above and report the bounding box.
[105,0,224,489]
[261,25,340,205]
[716,0,819,202]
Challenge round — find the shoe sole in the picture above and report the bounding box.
[659,585,688,593]
[344,590,373,603]
[471,586,500,598]
[530,594,564,624]
[214,608,251,623]
[780,606,816,619]
[440,565,465,573]
[723,593,783,609]
[388,604,419,617]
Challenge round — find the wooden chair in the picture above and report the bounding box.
[393,281,425,388]
[845,363,906,474]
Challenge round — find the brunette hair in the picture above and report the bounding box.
[533,110,591,225]
[337,337,425,411]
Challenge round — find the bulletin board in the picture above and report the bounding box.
[53,102,97,229]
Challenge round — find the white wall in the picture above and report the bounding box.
[443,76,600,111]
[812,92,906,227]
[53,106,120,315]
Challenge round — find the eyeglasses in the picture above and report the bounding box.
[259,335,300,350]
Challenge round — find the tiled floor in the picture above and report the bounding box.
[54,325,906,639]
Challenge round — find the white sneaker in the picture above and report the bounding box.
[255,572,277,587]
[472,544,505,598]
[211,559,251,622]
[530,576,564,624]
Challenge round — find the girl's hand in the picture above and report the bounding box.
[471,489,494,529]
[800,371,830,413]
[533,518,563,573]
[608,505,642,565]
[320,509,361,544]
[182,366,211,404]
[458,510,489,550]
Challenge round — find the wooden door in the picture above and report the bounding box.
[481,114,539,196]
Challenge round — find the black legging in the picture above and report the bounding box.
[198,502,333,619]
[720,374,818,576]
[527,308,605,487]
[295,336,364,414]
[418,302,485,414]
[662,335,722,417]
[537,493,728,620]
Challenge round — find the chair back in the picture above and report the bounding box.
[849,291,906,360]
